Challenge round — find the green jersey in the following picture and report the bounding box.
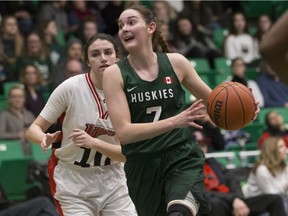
[117,52,191,156]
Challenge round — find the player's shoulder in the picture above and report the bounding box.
[166,52,191,68]
[54,74,85,93]
[103,64,121,80]
[166,52,189,63]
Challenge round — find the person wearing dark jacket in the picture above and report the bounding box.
[0,184,58,216]
[256,61,288,108]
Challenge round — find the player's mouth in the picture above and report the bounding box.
[100,64,109,69]
[124,35,134,42]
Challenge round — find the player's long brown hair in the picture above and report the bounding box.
[128,4,170,53]
[251,136,286,177]
[83,33,121,66]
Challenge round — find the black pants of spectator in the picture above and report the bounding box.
[210,194,286,216]
[0,196,58,216]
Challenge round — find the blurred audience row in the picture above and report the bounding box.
[0,1,287,92]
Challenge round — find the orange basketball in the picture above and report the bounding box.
[207,81,256,130]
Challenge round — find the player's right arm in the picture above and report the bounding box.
[103,64,206,145]
[260,11,288,84]
[26,116,61,153]
[68,129,126,162]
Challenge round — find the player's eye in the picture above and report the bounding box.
[105,50,113,55]
[91,52,100,57]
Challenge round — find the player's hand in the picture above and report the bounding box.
[173,99,206,129]
[232,198,250,216]
[249,88,260,121]
[252,99,260,121]
[68,129,97,149]
[41,131,61,153]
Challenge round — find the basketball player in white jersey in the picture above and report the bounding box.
[26,33,137,216]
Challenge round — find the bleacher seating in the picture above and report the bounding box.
[205,151,239,169]
[3,81,21,98]
[31,143,51,162]
[0,140,40,201]
[0,95,7,111]
[214,57,232,76]
[0,140,25,161]
[212,28,228,51]
[242,122,265,143]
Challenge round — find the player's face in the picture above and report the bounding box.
[118,9,153,51]
[232,59,246,77]
[87,39,117,73]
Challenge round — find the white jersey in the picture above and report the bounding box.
[41,73,117,167]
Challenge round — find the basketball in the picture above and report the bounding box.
[207,81,256,130]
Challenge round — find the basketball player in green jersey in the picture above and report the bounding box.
[103,4,257,216]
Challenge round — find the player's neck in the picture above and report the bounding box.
[89,71,102,90]
[128,51,156,70]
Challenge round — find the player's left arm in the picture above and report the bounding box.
[69,129,126,162]
[260,11,288,84]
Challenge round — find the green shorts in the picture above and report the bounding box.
[124,141,212,216]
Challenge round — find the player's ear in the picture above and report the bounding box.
[148,22,156,34]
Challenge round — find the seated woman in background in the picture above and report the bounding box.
[246,136,288,214]
[19,64,46,117]
[0,85,35,154]
[258,111,288,148]
[224,12,259,66]
[230,57,264,107]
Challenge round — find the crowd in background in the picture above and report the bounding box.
[0,1,288,215]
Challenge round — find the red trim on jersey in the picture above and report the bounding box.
[103,111,109,119]
[48,149,64,216]
[85,73,105,118]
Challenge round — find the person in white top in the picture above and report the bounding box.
[246,137,288,214]
[25,33,137,216]
[224,12,258,66]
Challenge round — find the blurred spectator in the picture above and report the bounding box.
[0,15,24,68]
[74,17,98,46]
[223,129,251,150]
[14,32,53,84]
[258,111,288,148]
[68,0,105,35]
[224,12,258,66]
[246,137,288,214]
[203,1,232,29]
[153,1,177,39]
[51,38,85,90]
[38,19,63,66]
[37,1,69,37]
[159,22,178,53]
[199,140,286,216]
[180,0,217,35]
[0,85,34,153]
[0,1,38,36]
[173,16,222,68]
[0,40,13,94]
[256,61,288,108]
[229,57,264,107]
[192,118,225,152]
[101,1,124,37]
[64,59,83,78]
[253,15,272,60]
[19,64,46,117]
[0,184,58,216]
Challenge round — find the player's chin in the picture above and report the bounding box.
[99,67,108,72]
